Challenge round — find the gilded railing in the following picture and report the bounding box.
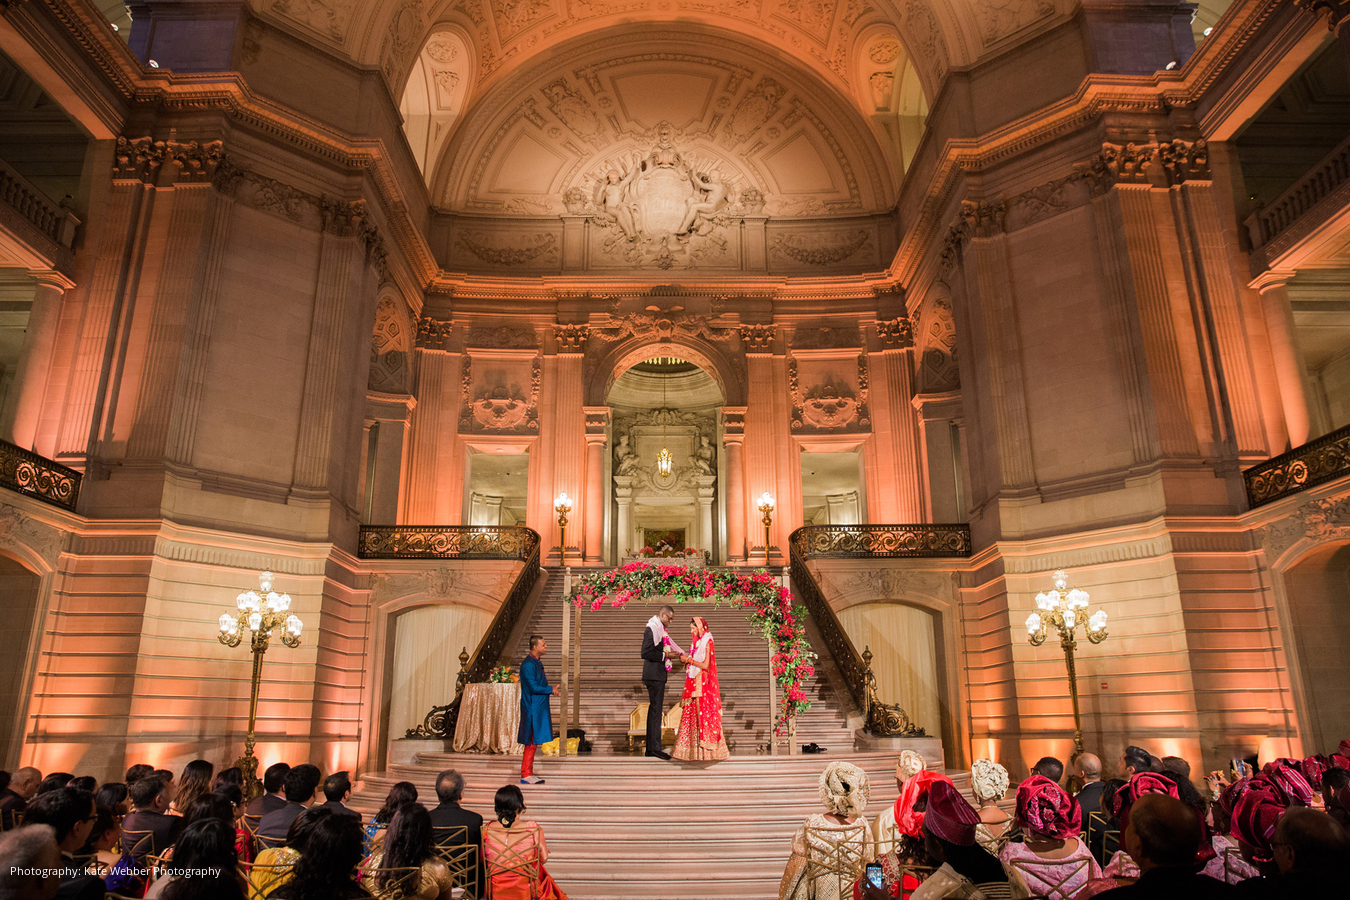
[789,524,971,737]
[1244,423,1350,508]
[404,530,542,740]
[0,439,81,512]
[790,524,972,558]
[358,525,539,560]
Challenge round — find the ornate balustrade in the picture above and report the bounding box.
[404,529,542,740]
[1244,423,1350,508]
[789,524,972,558]
[1246,132,1350,265]
[358,525,539,560]
[788,523,968,737]
[0,156,78,249]
[0,439,81,512]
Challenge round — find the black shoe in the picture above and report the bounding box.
[647,751,672,760]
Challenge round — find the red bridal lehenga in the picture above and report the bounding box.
[672,617,731,761]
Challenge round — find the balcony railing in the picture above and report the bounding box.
[789,524,973,558]
[0,157,79,249]
[0,439,81,512]
[1246,132,1350,266]
[357,525,540,560]
[1244,423,1350,508]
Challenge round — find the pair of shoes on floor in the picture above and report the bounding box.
[646,750,672,761]
[801,742,827,754]
[520,775,545,785]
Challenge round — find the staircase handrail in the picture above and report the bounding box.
[358,524,539,560]
[789,524,971,736]
[0,438,82,512]
[403,529,542,740]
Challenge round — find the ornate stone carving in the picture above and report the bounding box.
[321,197,368,237]
[1157,139,1210,185]
[458,231,558,266]
[869,38,902,65]
[492,0,552,40]
[771,230,871,266]
[467,326,538,349]
[0,502,62,565]
[369,296,410,392]
[272,0,354,41]
[542,78,606,147]
[214,161,317,223]
[793,326,860,350]
[166,141,226,183]
[917,296,959,392]
[416,317,453,350]
[739,324,776,352]
[978,0,1054,45]
[869,71,895,110]
[370,566,505,603]
[876,317,913,348]
[904,0,950,85]
[725,77,786,144]
[1078,139,1210,194]
[379,0,425,80]
[1258,492,1350,562]
[611,408,716,494]
[460,356,541,433]
[589,312,736,346]
[788,355,871,432]
[554,323,589,352]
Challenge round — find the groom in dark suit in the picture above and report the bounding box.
[640,604,683,760]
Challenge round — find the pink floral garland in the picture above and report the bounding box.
[570,561,816,733]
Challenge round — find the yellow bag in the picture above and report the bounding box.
[540,737,580,756]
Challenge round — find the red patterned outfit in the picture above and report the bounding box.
[672,617,730,761]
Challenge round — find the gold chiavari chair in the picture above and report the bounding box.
[1004,856,1091,900]
[120,828,157,867]
[801,823,870,900]
[484,831,545,900]
[364,822,390,856]
[433,828,480,900]
[0,809,23,831]
[359,864,432,900]
[239,859,301,900]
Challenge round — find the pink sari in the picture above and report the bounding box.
[672,620,730,761]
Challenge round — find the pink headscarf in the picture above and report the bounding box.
[894,770,955,839]
[1015,774,1081,840]
[1231,785,1285,863]
[1111,772,1179,832]
[1255,763,1314,808]
[1298,756,1327,791]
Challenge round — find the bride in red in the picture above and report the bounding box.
[672,616,730,761]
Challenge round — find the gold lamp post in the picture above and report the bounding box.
[218,571,304,800]
[757,491,775,565]
[1025,569,1108,759]
[554,492,573,566]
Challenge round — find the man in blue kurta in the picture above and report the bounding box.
[518,634,553,785]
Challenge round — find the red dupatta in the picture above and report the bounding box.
[681,618,724,742]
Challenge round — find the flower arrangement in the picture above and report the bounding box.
[569,561,816,733]
[488,665,518,684]
[629,545,703,559]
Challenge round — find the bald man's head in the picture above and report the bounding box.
[1076,753,1101,781]
[10,767,42,799]
[1272,807,1349,876]
[1125,793,1200,871]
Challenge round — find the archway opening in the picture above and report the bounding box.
[0,553,40,767]
[836,600,944,743]
[1283,541,1350,753]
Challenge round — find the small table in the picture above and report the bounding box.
[452,682,524,754]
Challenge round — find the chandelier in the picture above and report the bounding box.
[656,364,673,477]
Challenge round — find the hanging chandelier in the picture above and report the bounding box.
[656,362,673,477]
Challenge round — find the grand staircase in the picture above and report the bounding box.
[353,564,946,900]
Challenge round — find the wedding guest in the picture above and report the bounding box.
[317,772,362,820]
[214,785,252,863]
[250,807,331,898]
[872,751,927,855]
[1231,806,1349,898]
[149,819,246,900]
[1,766,41,830]
[269,812,372,900]
[361,803,454,900]
[125,765,154,786]
[1322,766,1350,828]
[171,761,214,816]
[0,823,63,899]
[1209,779,1259,883]
[1030,757,1063,786]
[1159,757,1191,781]
[35,774,73,797]
[1074,753,1105,819]
[1078,772,1180,895]
[67,778,96,795]
[368,781,417,848]
[1118,746,1151,778]
[1157,771,1218,877]
[23,787,104,900]
[259,765,322,841]
[1089,794,1233,899]
[74,805,120,870]
[482,785,567,900]
[1094,778,1127,864]
[122,775,185,864]
[969,759,1011,854]
[212,768,243,794]
[94,783,129,817]
[246,763,291,824]
[998,774,1098,898]
[1230,781,1287,876]
[909,782,1024,900]
[427,770,482,890]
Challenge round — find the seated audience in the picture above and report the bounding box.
[1322,766,1350,828]
[1,767,41,830]
[23,787,104,900]
[361,803,454,900]
[34,773,73,797]
[259,764,323,841]
[1231,806,1350,898]
[1156,771,1218,876]
[122,775,185,864]
[149,818,246,900]
[427,769,481,893]
[1091,794,1234,899]
[1079,771,1180,895]
[1091,778,1126,865]
[214,785,253,862]
[482,785,567,900]
[67,778,96,795]
[1209,778,1259,883]
[853,769,953,900]
[872,751,926,856]
[269,811,373,900]
[250,807,331,898]
[247,762,292,823]
[171,761,215,817]
[74,805,121,870]
[781,762,873,900]
[1158,757,1191,781]
[1029,757,1063,785]
[125,764,155,786]
[94,782,129,817]
[212,768,244,793]
[369,781,418,848]
[998,774,1097,898]
[969,759,1010,854]
[317,771,362,820]
[0,823,64,899]
[1117,746,1151,778]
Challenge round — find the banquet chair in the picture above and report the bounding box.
[255,830,287,852]
[239,860,300,900]
[119,828,156,867]
[358,864,427,899]
[802,823,869,900]
[1004,856,1091,900]
[485,836,542,900]
[433,826,480,900]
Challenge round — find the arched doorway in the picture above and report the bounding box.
[0,553,41,767]
[836,600,945,744]
[605,354,726,563]
[1281,541,1350,753]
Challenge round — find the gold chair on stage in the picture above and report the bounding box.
[626,701,683,754]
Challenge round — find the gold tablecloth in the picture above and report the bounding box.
[452,682,524,754]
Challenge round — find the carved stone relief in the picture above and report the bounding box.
[272,0,355,41]
[459,355,541,433]
[977,0,1054,45]
[457,231,559,267]
[770,229,873,267]
[371,567,508,603]
[916,296,959,392]
[788,354,871,433]
[0,502,62,566]
[369,296,411,392]
[612,408,716,495]
[467,326,538,349]
[1258,492,1350,562]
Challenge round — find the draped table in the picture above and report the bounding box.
[452,682,524,754]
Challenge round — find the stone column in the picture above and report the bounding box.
[695,475,716,557]
[875,317,923,521]
[722,407,747,564]
[4,273,73,450]
[614,475,634,558]
[583,407,610,564]
[1253,272,1313,448]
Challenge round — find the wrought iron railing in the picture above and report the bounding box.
[1244,423,1350,508]
[789,524,971,736]
[0,439,81,512]
[789,524,972,558]
[404,530,542,741]
[358,525,539,560]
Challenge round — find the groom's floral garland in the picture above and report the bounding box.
[570,561,816,732]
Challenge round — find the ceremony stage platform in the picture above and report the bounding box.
[353,750,973,900]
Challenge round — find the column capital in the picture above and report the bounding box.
[1249,269,1297,293]
[584,406,610,441]
[26,270,76,291]
[721,406,747,440]
[876,316,914,349]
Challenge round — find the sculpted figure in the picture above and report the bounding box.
[615,434,639,475]
[677,164,729,236]
[645,121,683,169]
[594,152,642,240]
[692,434,714,475]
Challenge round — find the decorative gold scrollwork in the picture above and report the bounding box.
[0,440,81,512]
[358,525,539,560]
[1245,423,1350,508]
[862,647,926,737]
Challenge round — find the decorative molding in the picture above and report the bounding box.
[369,566,509,603]
[978,0,1055,46]
[359,525,540,560]
[822,567,959,604]
[459,356,541,434]
[792,524,973,558]
[876,317,913,348]
[214,160,317,224]
[721,406,747,438]
[0,502,62,565]
[1294,0,1350,30]
[466,326,538,349]
[458,231,558,266]
[771,230,870,266]
[589,312,737,346]
[1258,491,1350,562]
[553,323,589,352]
[792,326,860,350]
[788,354,871,433]
[112,137,226,185]
[416,317,453,350]
[738,324,776,352]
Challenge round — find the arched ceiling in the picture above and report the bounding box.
[431,26,899,217]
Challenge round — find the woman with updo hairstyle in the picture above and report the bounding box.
[481,784,568,900]
[969,759,1011,853]
[780,761,874,900]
